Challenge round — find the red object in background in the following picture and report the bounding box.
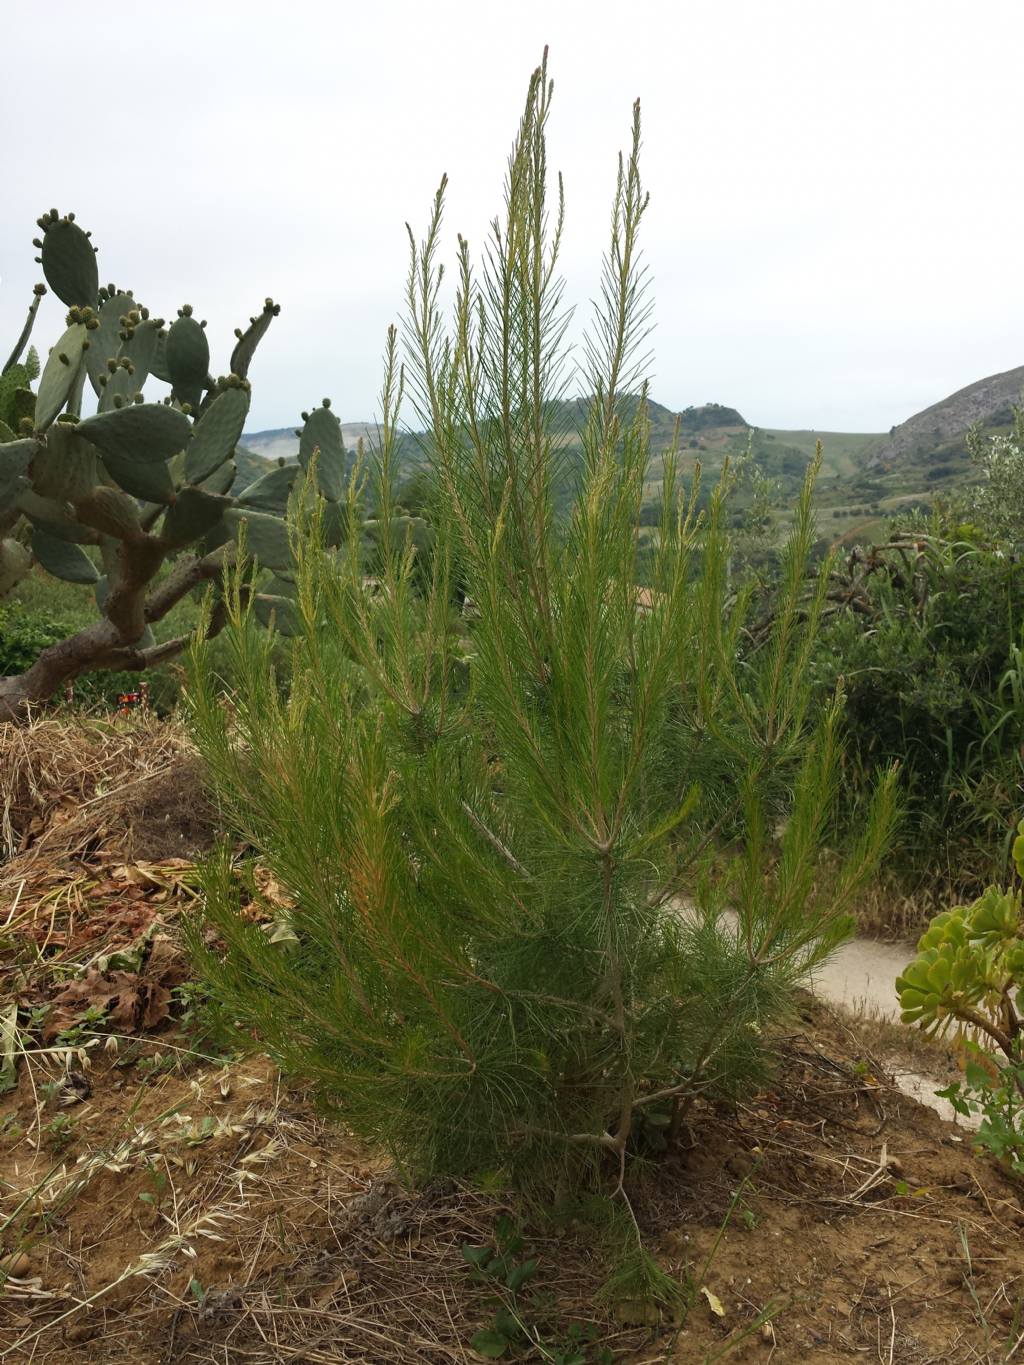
[114,680,151,718]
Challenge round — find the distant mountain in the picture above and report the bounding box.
[866,364,1024,472]
[243,404,747,465]
[238,368,1022,542]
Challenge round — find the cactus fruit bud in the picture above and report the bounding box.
[32,238,42,248]
[34,283,46,296]
[322,398,331,408]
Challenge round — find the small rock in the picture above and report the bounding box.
[65,1323,96,1343]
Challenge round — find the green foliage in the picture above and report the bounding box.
[897,832,1024,1174]
[808,526,1024,891]
[959,406,1024,543]
[677,403,746,434]
[0,575,252,712]
[0,599,154,708]
[187,57,897,1293]
[462,1217,551,1360]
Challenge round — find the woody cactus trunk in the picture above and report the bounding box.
[0,210,346,720]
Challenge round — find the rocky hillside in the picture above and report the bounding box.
[866,363,1024,471]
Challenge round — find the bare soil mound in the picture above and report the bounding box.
[0,715,217,866]
[2,997,1021,1363]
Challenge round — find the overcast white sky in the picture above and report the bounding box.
[4,0,1021,433]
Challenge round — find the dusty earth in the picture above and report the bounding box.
[2,718,1022,1364]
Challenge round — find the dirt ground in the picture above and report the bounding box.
[2,718,1022,1363]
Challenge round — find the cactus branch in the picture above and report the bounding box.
[143,544,235,625]
[3,286,45,374]
[0,542,235,720]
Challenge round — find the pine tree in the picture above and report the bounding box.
[186,53,897,1284]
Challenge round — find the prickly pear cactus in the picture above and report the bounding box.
[0,209,353,718]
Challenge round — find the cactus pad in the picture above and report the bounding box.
[236,461,297,514]
[184,386,249,484]
[78,403,192,464]
[86,291,136,395]
[0,438,36,507]
[100,451,178,504]
[230,299,280,380]
[298,402,345,501]
[35,323,90,430]
[166,312,210,410]
[30,424,100,502]
[199,459,237,496]
[160,488,233,548]
[77,486,144,540]
[0,539,32,598]
[253,592,301,636]
[225,507,292,571]
[18,489,100,544]
[99,317,164,413]
[38,213,99,309]
[31,528,100,584]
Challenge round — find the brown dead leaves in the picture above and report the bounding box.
[44,936,188,1042]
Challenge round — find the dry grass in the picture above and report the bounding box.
[0,713,212,869]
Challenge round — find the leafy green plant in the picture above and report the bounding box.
[137,1161,169,1211]
[0,1113,24,1142]
[463,1217,613,1362]
[41,1113,76,1152]
[897,826,1024,1174]
[187,54,897,1297]
[51,1005,109,1049]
